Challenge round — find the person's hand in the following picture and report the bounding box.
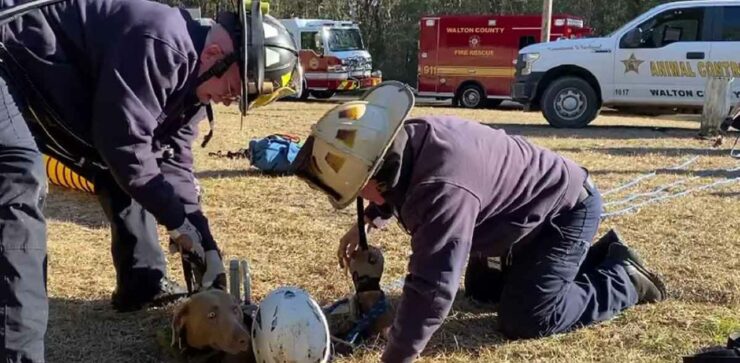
[337,222,373,272]
[168,212,225,289]
[168,217,205,260]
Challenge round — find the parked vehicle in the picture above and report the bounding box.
[417,14,592,108]
[512,1,740,128]
[281,18,382,99]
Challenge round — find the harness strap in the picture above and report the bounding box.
[343,293,389,345]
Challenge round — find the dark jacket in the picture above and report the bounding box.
[0,0,210,229]
[368,116,588,362]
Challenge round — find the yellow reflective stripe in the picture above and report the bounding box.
[281,71,291,87]
[435,66,515,77]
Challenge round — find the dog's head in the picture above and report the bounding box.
[171,289,251,355]
[349,246,384,292]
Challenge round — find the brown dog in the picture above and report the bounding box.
[325,246,394,346]
[171,289,253,360]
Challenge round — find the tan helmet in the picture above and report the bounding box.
[292,81,414,209]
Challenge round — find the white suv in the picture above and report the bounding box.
[512,1,740,128]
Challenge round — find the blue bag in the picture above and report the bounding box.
[248,134,301,174]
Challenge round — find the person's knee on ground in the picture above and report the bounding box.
[497,301,559,340]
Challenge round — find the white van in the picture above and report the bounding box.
[511,1,740,127]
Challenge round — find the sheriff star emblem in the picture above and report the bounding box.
[621,53,644,74]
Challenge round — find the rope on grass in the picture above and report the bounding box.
[602,160,740,218]
[602,176,740,218]
[601,156,700,196]
[603,176,701,207]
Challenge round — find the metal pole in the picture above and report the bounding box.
[700,76,733,137]
[541,0,553,43]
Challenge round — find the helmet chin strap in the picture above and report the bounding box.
[356,197,369,251]
[195,52,239,86]
[194,52,239,148]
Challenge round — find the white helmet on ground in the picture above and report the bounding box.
[291,81,415,209]
[251,286,331,363]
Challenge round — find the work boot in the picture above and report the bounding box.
[582,228,624,270]
[112,276,187,312]
[606,242,667,304]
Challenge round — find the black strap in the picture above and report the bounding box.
[250,0,264,95]
[200,104,214,148]
[182,253,194,294]
[0,0,70,26]
[195,52,239,85]
[0,44,106,174]
[356,197,369,251]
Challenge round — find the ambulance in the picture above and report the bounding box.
[512,1,740,128]
[417,14,592,108]
[280,18,382,99]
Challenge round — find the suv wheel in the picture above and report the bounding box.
[541,76,600,128]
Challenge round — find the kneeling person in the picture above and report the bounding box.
[292,82,667,362]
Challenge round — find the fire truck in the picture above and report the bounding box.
[280,18,382,99]
[417,14,593,108]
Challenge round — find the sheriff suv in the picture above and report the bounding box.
[512,1,740,128]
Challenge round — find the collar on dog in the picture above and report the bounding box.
[343,292,390,345]
[353,276,381,293]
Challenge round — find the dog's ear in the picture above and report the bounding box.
[171,301,190,349]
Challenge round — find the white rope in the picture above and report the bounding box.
[602,176,740,218]
[603,176,700,207]
[601,156,700,196]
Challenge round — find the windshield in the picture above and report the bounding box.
[605,11,648,38]
[327,28,364,52]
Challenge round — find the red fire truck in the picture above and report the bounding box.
[281,18,383,99]
[417,14,593,108]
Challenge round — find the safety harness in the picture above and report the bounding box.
[323,292,390,347]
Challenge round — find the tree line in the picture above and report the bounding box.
[163,0,678,85]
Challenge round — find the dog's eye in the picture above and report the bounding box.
[208,311,216,319]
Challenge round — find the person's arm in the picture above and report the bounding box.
[159,110,205,215]
[91,34,196,234]
[382,182,480,362]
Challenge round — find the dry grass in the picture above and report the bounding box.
[44,101,739,362]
